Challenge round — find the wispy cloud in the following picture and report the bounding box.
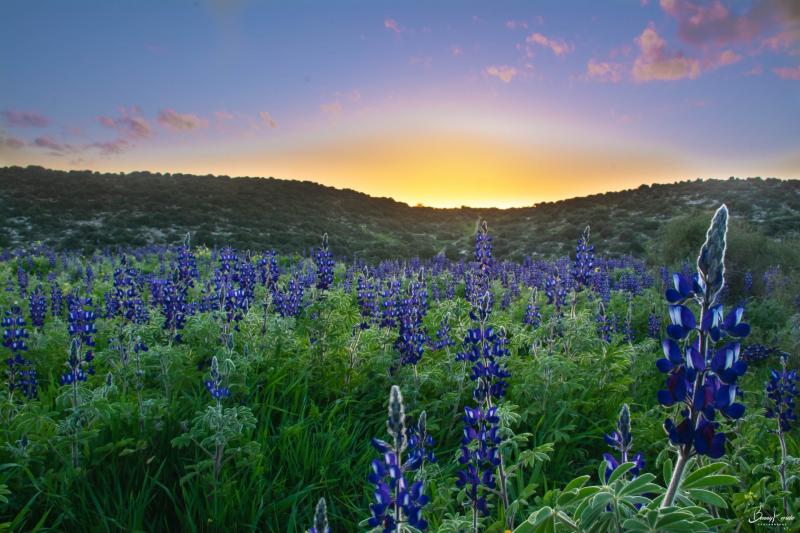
[485,64,518,83]
[384,18,402,33]
[90,138,131,155]
[98,107,151,139]
[774,65,800,79]
[2,110,50,127]
[525,32,573,56]
[506,19,528,30]
[586,59,625,82]
[0,135,25,149]
[33,136,78,154]
[157,109,208,131]
[259,111,278,128]
[633,24,700,81]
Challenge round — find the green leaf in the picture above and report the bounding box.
[608,462,637,484]
[685,488,728,508]
[682,474,738,489]
[681,462,727,487]
[563,475,590,492]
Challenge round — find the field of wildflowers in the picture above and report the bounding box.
[0,206,798,532]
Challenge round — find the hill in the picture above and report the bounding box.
[1,166,799,261]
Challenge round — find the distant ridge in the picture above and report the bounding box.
[1,166,798,260]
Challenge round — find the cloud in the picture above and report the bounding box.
[98,107,151,139]
[259,111,278,128]
[2,110,50,127]
[157,109,207,131]
[525,32,573,56]
[506,20,528,30]
[0,135,25,149]
[774,65,800,79]
[33,136,78,154]
[450,46,462,56]
[633,24,701,81]
[320,101,343,117]
[660,0,799,48]
[586,59,625,82]
[90,138,130,155]
[485,65,518,83]
[215,111,235,121]
[384,18,401,33]
[705,49,742,69]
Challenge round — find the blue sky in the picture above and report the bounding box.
[1,0,798,206]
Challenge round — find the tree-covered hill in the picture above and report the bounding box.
[1,166,798,261]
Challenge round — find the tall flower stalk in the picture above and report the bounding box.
[456,292,512,531]
[367,385,432,532]
[765,354,798,516]
[656,205,750,507]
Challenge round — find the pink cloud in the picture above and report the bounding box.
[485,65,518,83]
[157,109,207,131]
[450,46,463,56]
[33,136,78,154]
[633,24,701,81]
[700,49,743,71]
[91,138,130,155]
[384,18,401,33]
[774,65,800,79]
[98,107,151,139]
[0,135,25,149]
[215,111,235,121]
[525,32,573,56]
[506,20,528,30]
[259,111,278,128]
[660,0,799,47]
[586,59,625,82]
[2,110,50,127]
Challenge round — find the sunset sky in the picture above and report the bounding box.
[1,0,799,207]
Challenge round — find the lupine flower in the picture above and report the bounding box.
[523,290,542,328]
[309,497,329,533]
[367,386,431,532]
[28,286,47,328]
[205,356,231,401]
[430,317,455,351]
[658,205,749,508]
[357,274,380,329]
[3,305,36,399]
[159,281,188,343]
[395,281,428,368]
[314,233,335,291]
[741,343,786,364]
[766,356,798,433]
[603,404,644,482]
[765,354,799,516]
[596,303,613,343]
[63,295,97,383]
[50,282,63,318]
[647,309,661,339]
[406,410,437,471]
[456,292,511,525]
[17,266,28,297]
[571,225,595,288]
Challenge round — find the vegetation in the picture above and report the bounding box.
[0,198,798,531]
[1,166,799,261]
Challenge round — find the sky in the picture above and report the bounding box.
[1,0,799,208]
